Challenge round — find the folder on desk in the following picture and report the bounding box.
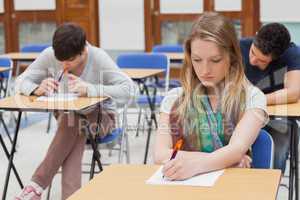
[146,166,224,187]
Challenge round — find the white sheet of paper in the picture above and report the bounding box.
[146,166,224,187]
[36,93,79,102]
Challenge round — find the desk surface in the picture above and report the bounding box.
[122,68,164,79]
[0,95,107,112]
[267,101,300,117]
[68,164,281,200]
[165,52,184,61]
[0,67,10,73]
[1,52,39,61]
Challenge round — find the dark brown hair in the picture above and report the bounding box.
[254,23,291,60]
[52,23,86,61]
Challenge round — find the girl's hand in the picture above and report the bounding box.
[162,153,200,180]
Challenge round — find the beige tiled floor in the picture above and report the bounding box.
[0,110,294,199]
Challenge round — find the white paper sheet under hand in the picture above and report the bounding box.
[36,93,79,102]
[146,166,224,187]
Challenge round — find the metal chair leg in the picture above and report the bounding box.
[135,108,142,137]
[46,113,52,133]
[46,182,52,200]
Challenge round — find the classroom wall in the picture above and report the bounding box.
[99,0,145,51]
[100,0,300,50]
[14,0,55,10]
[0,0,4,13]
[4,0,300,50]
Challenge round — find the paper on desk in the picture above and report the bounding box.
[146,166,224,187]
[36,93,79,101]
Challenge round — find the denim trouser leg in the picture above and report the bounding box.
[264,119,291,173]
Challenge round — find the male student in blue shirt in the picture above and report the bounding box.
[240,23,300,173]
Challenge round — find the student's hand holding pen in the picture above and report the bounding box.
[67,73,89,96]
[162,151,203,181]
[33,77,58,96]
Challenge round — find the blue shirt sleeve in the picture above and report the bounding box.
[280,43,300,71]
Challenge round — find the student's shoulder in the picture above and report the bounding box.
[240,37,253,48]
[281,43,300,69]
[160,87,183,114]
[35,47,56,62]
[89,45,109,57]
[246,84,265,99]
[165,87,183,98]
[245,84,266,109]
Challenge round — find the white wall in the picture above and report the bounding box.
[261,0,300,22]
[215,0,241,11]
[0,0,4,13]
[99,0,144,50]
[160,0,203,14]
[7,0,300,50]
[14,0,55,10]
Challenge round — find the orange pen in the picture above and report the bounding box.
[162,139,183,178]
[170,139,183,160]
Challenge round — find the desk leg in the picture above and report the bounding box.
[79,114,103,179]
[292,120,299,200]
[143,85,157,164]
[0,113,13,144]
[2,111,22,200]
[289,119,295,200]
[0,134,23,188]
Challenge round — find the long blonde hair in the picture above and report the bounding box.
[177,12,248,125]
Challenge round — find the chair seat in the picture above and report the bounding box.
[86,128,123,144]
[137,95,164,105]
[157,79,181,89]
[147,79,181,89]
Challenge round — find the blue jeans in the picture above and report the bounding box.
[264,119,291,173]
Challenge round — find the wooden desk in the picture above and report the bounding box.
[165,52,184,61]
[267,101,300,118]
[267,102,300,200]
[122,68,164,79]
[0,94,107,200]
[68,164,281,200]
[0,94,106,112]
[1,52,39,61]
[0,67,11,73]
[0,52,40,76]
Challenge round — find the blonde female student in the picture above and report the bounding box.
[154,12,268,180]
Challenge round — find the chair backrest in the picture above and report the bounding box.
[152,44,184,53]
[0,57,13,97]
[21,44,50,52]
[252,129,274,169]
[116,53,170,91]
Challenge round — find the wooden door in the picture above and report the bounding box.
[56,0,99,46]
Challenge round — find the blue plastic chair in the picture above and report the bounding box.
[152,44,184,53]
[118,53,170,92]
[0,58,13,98]
[0,58,13,144]
[117,53,166,138]
[21,44,50,53]
[252,129,274,169]
[152,44,182,89]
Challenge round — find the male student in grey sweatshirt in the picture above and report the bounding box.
[15,23,136,200]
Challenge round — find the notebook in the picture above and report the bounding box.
[146,166,224,187]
